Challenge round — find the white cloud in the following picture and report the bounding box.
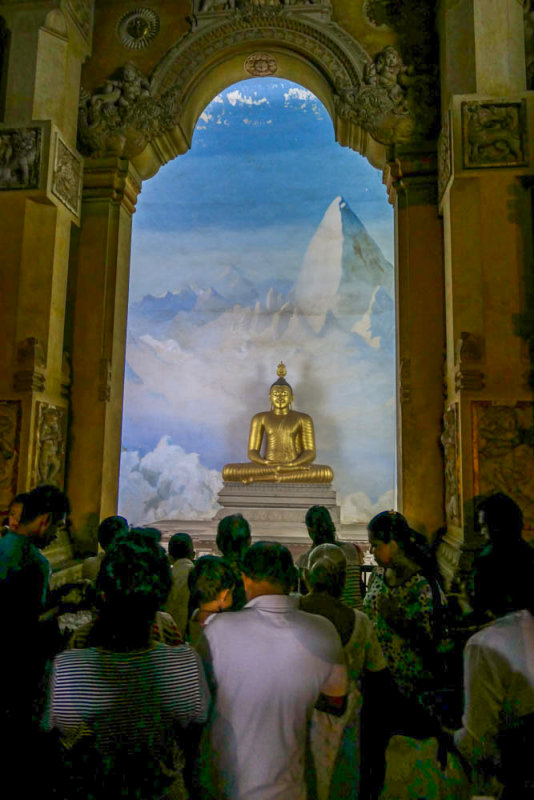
[200,111,212,123]
[341,489,396,524]
[118,437,222,525]
[284,87,313,102]
[212,95,224,104]
[226,89,268,107]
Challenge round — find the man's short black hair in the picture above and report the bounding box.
[168,532,194,561]
[242,541,297,594]
[216,514,251,559]
[19,484,70,525]
[98,515,129,551]
[188,555,236,607]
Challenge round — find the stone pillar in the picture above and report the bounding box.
[0,3,88,517]
[66,159,141,551]
[437,0,533,584]
[384,147,446,536]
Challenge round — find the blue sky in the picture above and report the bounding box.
[129,78,393,301]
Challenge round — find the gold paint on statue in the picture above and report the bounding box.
[222,363,334,484]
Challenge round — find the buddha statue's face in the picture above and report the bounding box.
[270,385,293,412]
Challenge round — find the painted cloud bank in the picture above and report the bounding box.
[119,194,395,525]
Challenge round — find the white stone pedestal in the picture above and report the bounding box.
[215,482,339,543]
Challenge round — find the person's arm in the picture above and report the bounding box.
[315,661,348,717]
[247,413,268,464]
[454,639,503,764]
[285,414,316,467]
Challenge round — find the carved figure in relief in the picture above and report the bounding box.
[475,405,534,528]
[363,46,408,112]
[0,405,19,508]
[37,406,65,487]
[90,63,150,115]
[222,363,334,484]
[0,128,40,188]
[465,103,523,164]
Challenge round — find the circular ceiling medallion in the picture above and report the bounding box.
[117,8,160,50]
[244,52,278,78]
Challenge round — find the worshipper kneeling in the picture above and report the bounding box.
[45,529,210,800]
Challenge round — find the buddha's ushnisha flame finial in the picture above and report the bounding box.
[277,362,287,379]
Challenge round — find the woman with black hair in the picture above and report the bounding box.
[363,510,442,704]
[297,505,365,609]
[46,529,210,799]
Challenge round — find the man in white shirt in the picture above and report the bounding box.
[455,605,534,797]
[198,541,348,800]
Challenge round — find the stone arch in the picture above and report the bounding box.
[69,6,446,543]
[126,7,427,179]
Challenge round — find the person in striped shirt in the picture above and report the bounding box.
[46,529,210,799]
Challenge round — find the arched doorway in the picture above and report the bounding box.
[67,9,446,549]
[118,77,396,530]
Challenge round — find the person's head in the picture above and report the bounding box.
[306,543,347,598]
[168,532,195,563]
[96,528,172,646]
[305,505,336,546]
[269,361,293,412]
[241,541,297,599]
[98,515,129,552]
[475,492,523,546]
[188,555,235,611]
[8,492,29,532]
[216,514,251,560]
[368,509,431,571]
[18,484,70,549]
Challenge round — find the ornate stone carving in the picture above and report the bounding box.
[473,401,534,532]
[454,331,485,392]
[13,337,46,393]
[0,401,21,513]
[66,0,93,41]
[52,135,83,217]
[117,8,160,50]
[98,357,112,402]
[33,402,68,488]
[78,64,182,158]
[462,101,528,168]
[0,127,41,189]
[438,110,451,204]
[441,404,461,526]
[192,0,333,26]
[244,52,278,77]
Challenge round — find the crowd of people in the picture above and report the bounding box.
[1,487,533,799]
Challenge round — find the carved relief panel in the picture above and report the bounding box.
[0,127,42,190]
[441,403,461,527]
[32,402,68,489]
[473,401,534,532]
[0,401,21,513]
[462,101,528,169]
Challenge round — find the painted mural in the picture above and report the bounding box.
[118,78,395,525]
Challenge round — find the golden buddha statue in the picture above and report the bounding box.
[222,363,334,484]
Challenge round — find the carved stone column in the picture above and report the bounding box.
[0,0,89,517]
[384,146,446,536]
[66,158,141,550]
[437,0,534,585]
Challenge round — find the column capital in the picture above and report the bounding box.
[383,143,438,207]
[82,157,142,215]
